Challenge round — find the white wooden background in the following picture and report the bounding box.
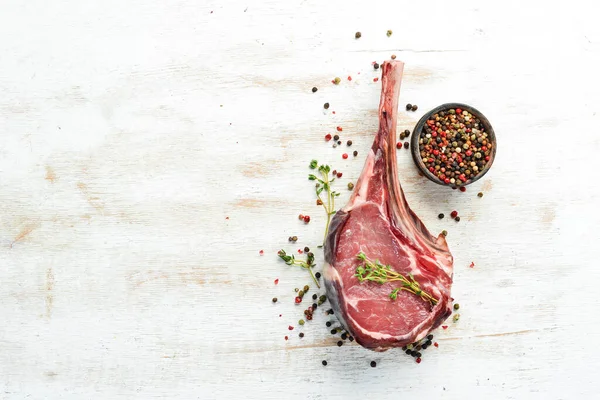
[1,0,599,399]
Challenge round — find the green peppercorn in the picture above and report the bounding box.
[442,230,448,236]
[319,295,326,302]
[303,284,310,292]
[324,102,330,109]
[453,313,460,322]
[348,182,354,190]
[477,192,483,198]
[298,290,304,297]
[312,293,317,300]
[294,288,299,292]
[312,87,318,93]
[399,133,405,140]
[299,319,305,325]
[272,297,277,303]
[438,213,444,219]
[386,30,392,37]
[355,32,361,39]
[453,303,460,310]
[333,77,341,85]
[309,159,318,169]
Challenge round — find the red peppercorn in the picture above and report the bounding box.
[347,76,352,81]
[259,250,264,255]
[397,142,402,149]
[332,170,337,176]
[481,146,487,152]
[297,249,302,254]
[433,150,439,156]
[442,325,448,330]
[465,150,472,157]
[306,314,313,320]
[416,357,422,364]
[373,77,379,82]
[295,296,302,304]
[432,132,437,138]
[444,178,450,184]
[284,336,288,340]
[459,186,466,192]
[342,153,348,159]
[336,172,342,178]
[434,342,439,347]
[298,214,304,220]
[274,278,279,285]
[336,126,342,132]
[456,108,462,114]
[469,262,475,268]
[485,156,490,161]
[325,134,332,141]
[450,210,458,218]
[429,167,435,173]
[303,215,310,223]
[288,325,294,331]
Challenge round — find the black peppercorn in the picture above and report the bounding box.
[405,349,412,355]
[322,360,327,366]
[353,150,358,157]
[299,332,304,338]
[427,334,434,340]
[326,321,332,327]
[406,103,412,111]
[404,142,409,149]
[337,341,343,347]
[477,192,483,198]
[411,104,418,111]
[272,297,277,303]
[374,62,379,70]
[348,336,354,342]
[331,329,337,335]
[324,102,330,109]
[347,140,352,146]
[370,361,377,367]
[333,134,339,141]
[315,272,321,279]
[455,216,461,222]
[355,32,361,39]
[404,129,410,137]
[341,333,347,340]
[438,213,444,219]
[312,87,318,93]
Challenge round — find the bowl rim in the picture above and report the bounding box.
[409,102,496,187]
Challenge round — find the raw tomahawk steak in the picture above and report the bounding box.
[323,60,453,351]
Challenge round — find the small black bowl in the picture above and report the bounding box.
[410,103,496,188]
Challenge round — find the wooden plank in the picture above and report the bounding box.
[1,0,599,398]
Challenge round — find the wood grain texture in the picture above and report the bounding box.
[1,0,599,399]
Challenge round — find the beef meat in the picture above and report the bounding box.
[323,60,453,351]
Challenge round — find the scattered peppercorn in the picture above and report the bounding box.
[459,186,466,192]
[315,272,321,279]
[324,102,330,109]
[299,319,305,325]
[453,314,460,322]
[272,297,277,303]
[406,104,412,111]
[454,303,460,310]
[450,211,458,218]
[342,153,348,159]
[333,134,339,141]
[337,140,341,145]
[322,360,327,366]
[438,213,444,219]
[405,349,411,355]
[416,357,422,364]
[325,133,332,141]
[370,360,377,367]
[327,309,334,315]
[337,341,343,347]
[341,333,347,340]
[326,321,332,327]
[298,290,304,297]
[396,142,402,149]
[312,87,318,93]
[478,192,484,198]
[336,126,343,132]
[353,150,358,157]
[386,30,392,37]
[373,77,378,82]
[404,141,409,149]
[312,294,318,300]
[374,62,379,70]
[391,54,397,59]
[331,329,337,335]
[336,172,342,178]
[404,129,410,137]
[312,303,317,311]
[299,332,304,338]
[333,77,341,85]
[411,104,418,111]
[348,336,354,342]
[295,296,302,304]
[347,182,354,190]
[303,215,310,223]
[455,216,460,222]
[399,132,405,140]
[291,236,298,242]
[347,140,352,146]
[441,230,448,236]
[355,32,361,39]
[427,334,434,340]
[319,295,326,302]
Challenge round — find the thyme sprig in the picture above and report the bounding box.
[278,249,320,288]
[355,252,438,306]
[308,160,340,244]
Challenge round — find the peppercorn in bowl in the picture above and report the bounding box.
[410,103,496,188]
